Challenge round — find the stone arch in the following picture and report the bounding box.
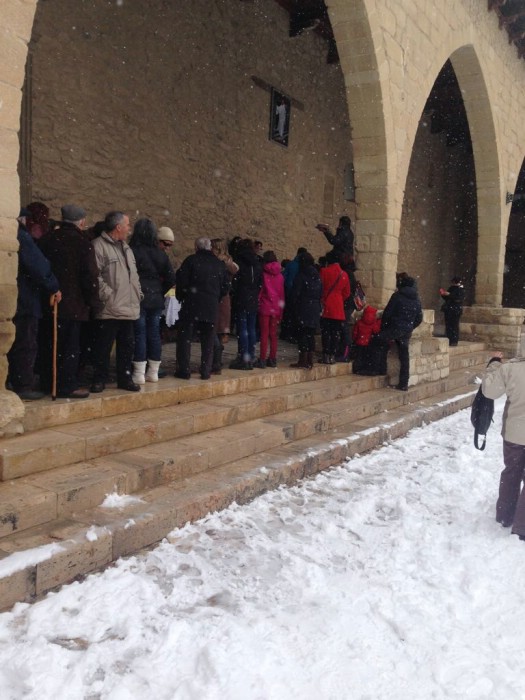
[0,1,39,430]
[503,156,525,308]
[448,45,503,307]
[327,0,395,304]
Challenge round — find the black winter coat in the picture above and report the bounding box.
[441,284,465,314]
[130,244,176,311]
[39,222,99,321]
[380,285,423,341]
[322,223,354,258]
[15,226,59,319]
[289,265,322,329]
[231,249,263,313]
[176,249,230,323]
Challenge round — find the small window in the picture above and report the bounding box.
[344,163,355,202]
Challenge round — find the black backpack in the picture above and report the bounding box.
[470,387,494,450]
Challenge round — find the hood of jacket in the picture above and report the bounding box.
[362,305,378,324]
[263,261,282,276]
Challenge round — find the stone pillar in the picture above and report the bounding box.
[461,306,524,357]
[0,1,38,435]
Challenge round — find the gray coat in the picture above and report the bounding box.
[93,232,142,321]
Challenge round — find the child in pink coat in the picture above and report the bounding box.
[255,251,285,368]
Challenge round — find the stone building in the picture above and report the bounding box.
[1,0,525,430]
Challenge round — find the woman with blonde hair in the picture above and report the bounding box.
[211,238,239,373]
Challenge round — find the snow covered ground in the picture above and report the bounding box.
[1,398,524,700]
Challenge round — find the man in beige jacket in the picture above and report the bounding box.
[90,211,142,393]
[482,351,525,537]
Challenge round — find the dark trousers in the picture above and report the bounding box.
[396,337,410,389]
[91,319,135,385]
[297,326,316,353]
[7,315,39,392]
[321,318,343,356]
[352,343,384,375]
[444,309,461,345]
[497,441,525,533]
[39,317,82,394]
[177,319,215,378]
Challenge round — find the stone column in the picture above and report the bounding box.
[0,1,38,435]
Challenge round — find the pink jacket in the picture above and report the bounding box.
[259,261,285,318]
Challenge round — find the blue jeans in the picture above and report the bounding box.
[133,309,162,361]
[236,310,257,362]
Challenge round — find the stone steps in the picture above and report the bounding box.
[0,340,489,609]
[1,369,387,481]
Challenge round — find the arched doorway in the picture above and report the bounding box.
[503,159,525,308]
[399,59,477,312]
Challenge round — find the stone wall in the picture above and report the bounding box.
[26,0,355,262]
[461,306,525,358]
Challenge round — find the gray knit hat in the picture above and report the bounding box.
[61,204,86,222]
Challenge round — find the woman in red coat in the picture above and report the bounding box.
[319,251,350,364]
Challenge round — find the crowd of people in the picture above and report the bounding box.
[8,206,462,401]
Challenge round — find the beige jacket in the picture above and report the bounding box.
[93,232,142,320]
[482,358,525,446]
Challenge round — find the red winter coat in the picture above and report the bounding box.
[320,263,350,320]
[352,306,381,346]
[259,261,285,318]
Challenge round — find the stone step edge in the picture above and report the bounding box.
[0,374,389,481]
[20,341,489,435]
[0,385,477,611]
[3,353,489,479]
[0,365,482,527]
[20,361,354,434]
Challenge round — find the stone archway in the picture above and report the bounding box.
[327,0,394,306]
[449,45,503,307]
[503,157,525,308]
[0,0,39,432]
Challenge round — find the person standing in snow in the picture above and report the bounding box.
[481,352,525,538]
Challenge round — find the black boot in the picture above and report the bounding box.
[305,351,314,369]
[290,352,307,368]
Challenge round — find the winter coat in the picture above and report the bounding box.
[320,263,351,321]
[215,254,238,334]
[92,232,142,321]
[39,222,99,321]
[259,261,285,318]
[322,223,354,258]
[380,285,423,341]
[289,265,322,329]
[352,306,381,346]
[231,248,263,313]
[441,284,465,314]
[176,249,230,324]
[130,244,176,311]
[283,254,301,291]
[15,226,59,318]
[482,358,525,446]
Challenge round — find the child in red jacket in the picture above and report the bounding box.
[352,305,382,375]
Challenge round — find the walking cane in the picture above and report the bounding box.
[51,294,58,401]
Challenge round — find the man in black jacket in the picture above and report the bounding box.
[7,208,61,400]
[175,237,230,380]
[377,275,423,391]
[39,204,99,398]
